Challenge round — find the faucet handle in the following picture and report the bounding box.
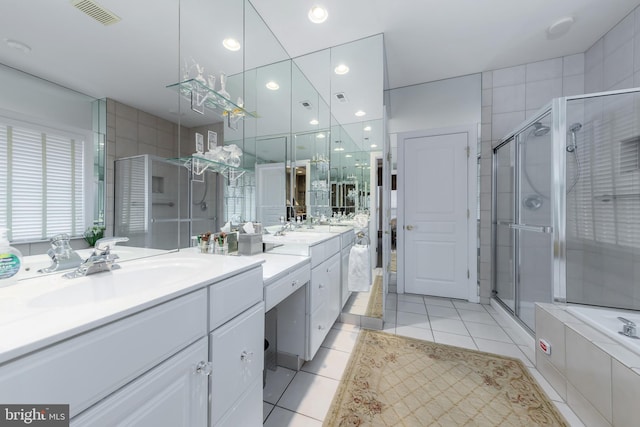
[50,233,71,247]
[618,317,636,327]
[94,237,129,254]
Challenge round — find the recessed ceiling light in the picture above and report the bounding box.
[547,16,574,39]
[363,126,371,131]
[355,110,366,117]
[345,154,352,158]
[334,147,344,152]
[316,133,326,139]
[334,64,349,75]
[309,119,319,125]
[266,81,280,90]
[370,144,377,148]
[222,38,241,51]
[308,5,328,24]
[4,39,31,54]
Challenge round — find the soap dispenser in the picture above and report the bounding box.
[0,228,22,287]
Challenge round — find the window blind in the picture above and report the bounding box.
[0,119,85,242]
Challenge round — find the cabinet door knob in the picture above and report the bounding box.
[195,361,212,376]
[318,325,324,330]
[240,350,254,363]
[318,283,325,289]
[291,280,298,287]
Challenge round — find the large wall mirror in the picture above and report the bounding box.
[1,2,386,311]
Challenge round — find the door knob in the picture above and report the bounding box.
[406,225,414,230]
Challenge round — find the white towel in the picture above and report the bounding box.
[348,244,372,292]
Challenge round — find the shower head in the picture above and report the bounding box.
[569,122,582,133]
[533,122,550,137]
[566,122,582,152]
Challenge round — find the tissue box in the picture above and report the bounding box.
[227,232,238,253]
[238,233,263,256]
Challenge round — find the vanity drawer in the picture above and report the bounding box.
[209,266,263,331]
[310,267,329,313]
[210,302,264,425]
[325,236,341,257]
[308,302,330,359]
[0,289,207,418]
[264,264,311,311]
[309,244,325,268]
[341,231,355,249]
[309,237,340,267]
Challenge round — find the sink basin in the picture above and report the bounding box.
[29,256,207,307]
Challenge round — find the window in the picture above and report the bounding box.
[0,117,87,242]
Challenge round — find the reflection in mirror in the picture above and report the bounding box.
[255,136,288,226]
[0,63,103,258]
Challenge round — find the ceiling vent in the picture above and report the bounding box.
[300,100,313,110]
[334,92,348,103]
[71,0,121,26]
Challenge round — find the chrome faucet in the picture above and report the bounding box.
[38,234,82,273]
[63,237,129,279]
[618,317,638,339]
[274,217,294,236]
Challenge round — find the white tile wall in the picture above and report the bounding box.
[536,304,640,427]
[479,5,640,306]
[612,359,640,427]
[566,327,613,423]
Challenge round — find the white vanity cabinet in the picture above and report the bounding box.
[72,337,209,427]
[210,303,264,427]
[305,232,342,359]
[340,229,355,308]
[0,289,208,419]
[0,257,265,427]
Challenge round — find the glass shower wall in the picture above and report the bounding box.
[493,87,640,333]
[565,91,640,310]
[517,116,554,329]
[493,114,554,330]
[494,138,516,312]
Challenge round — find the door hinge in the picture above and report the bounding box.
[467,209,470,218]
[386,152,391,162]
[467,269,470,279]
[466,146,470,158]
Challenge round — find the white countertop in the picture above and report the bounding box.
[0,249,263,364]
[243,253,310,285]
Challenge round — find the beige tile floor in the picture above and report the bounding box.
[263,293,586,426]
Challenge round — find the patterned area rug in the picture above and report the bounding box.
[364,275,383,319]
[324,330,568,426]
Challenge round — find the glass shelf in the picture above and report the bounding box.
[166,79,257,121]
[166,155,250,182]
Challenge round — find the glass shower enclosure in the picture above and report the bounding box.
[492,87,640,332]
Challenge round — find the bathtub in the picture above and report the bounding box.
[566,305,640,354]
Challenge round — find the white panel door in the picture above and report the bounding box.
[403,132,469,299]
[256,163,285,226]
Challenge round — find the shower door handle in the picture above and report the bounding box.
[508,224,553,233]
